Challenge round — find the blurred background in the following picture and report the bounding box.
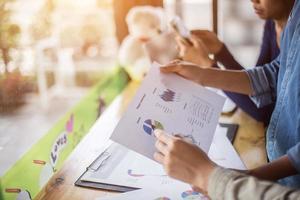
[0,0,264,195]
[0,0,263,110]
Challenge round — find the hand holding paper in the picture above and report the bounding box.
[110,62,225,161]
[154,129,216,195]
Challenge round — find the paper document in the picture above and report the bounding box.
[97,184,209,200]
[209,126,246,170]
[95,132,245,200]
[110,63,225,160]
[81,126,246,188]
[81,126,245,190]
[81,142,188,189]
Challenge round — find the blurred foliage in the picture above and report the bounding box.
[97,0,112,8]
[30,0,55,41]
[0,0,21,74]
[0,71,35,110]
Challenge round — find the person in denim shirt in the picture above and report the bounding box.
[175,0,295,126]
[158,0,300,188]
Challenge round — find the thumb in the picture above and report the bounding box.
[175,37,188,52]
[170,59,183,64]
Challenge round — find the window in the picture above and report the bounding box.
[0,0,119,186]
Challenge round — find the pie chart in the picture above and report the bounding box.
[143,119,164,135]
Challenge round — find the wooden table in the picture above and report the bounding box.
[35,81,267,200]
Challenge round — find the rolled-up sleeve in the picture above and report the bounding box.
[245,58,280,108]
[208,167,300,200]
[287,143,300,173]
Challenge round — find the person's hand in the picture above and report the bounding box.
[176,35,214,67]
[154,129,217,195]
[160,60,207,85]
[161,60,253,96]
[191,30,223,55]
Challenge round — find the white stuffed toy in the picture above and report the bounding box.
[118,6,178,81]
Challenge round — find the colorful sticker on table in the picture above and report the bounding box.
[65,114,74,133]
[5,188,32,200]
[154,197,171,200]
[181,190,207,200]
[143,119,164,136]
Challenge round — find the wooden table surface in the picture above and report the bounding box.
[35,81,267,200]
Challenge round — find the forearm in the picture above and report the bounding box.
[198,68,253,95]
[208,167,300,200]
[249,155,298,181]
[215,45,244,70]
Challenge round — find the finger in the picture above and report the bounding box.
[175,54,184,61]
[170,59,182,64]
[174,134,194,144]
[191,185,208,196]
[178,42,187,54]
[191,185,202,192]
[175,37,189,51]
[155,140,168,155]
[190,35,200,48]
[154,151,164,164]
[174,32,192,46]
[180,37,193,47]
[160,64,181,73]
[173,133,184,139]
[175,36,184,44]
[192,185,209,197]
[154,129,173,146]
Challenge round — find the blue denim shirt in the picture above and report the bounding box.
[246,0,300,188]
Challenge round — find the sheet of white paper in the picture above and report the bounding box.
[81,142,188,189]
[209,126,246,170]
[110,63,225,161]
[95,130,245,200]
[82,126,245,190]
[97,184,209,200]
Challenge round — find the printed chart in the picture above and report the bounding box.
[159,89,178,102]
[110,63,225,160]
[143,119,164,136]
